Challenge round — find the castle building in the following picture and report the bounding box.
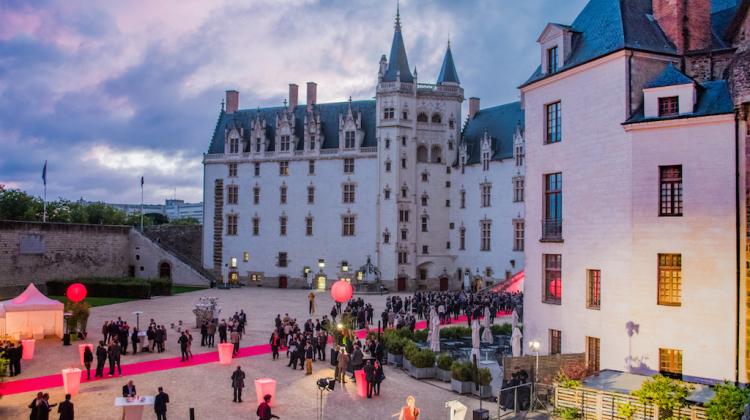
[202,8,525,291]
[521,0,750,384]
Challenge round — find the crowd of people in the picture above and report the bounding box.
[270,314,329,375]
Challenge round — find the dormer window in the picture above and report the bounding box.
[547,46,558,73]
[229,138,239,153]
[255,137,262,153]
[344,131,356,149]
[658,97,679,117]
[280,135,291,152]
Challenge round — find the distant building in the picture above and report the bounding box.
[104,199,203,223]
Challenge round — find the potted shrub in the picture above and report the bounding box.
[450,361,473,394]
[436,354,453,382]
[409,349,436,379]
[386,336,405,367]
[402,341,418,372]
[473,367,493,398]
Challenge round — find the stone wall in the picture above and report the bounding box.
[130,230,211,287]
[0,221,131,297]
[143,225,202,266]
[501,353,586,384]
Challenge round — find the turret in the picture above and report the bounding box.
[436,41,460,85]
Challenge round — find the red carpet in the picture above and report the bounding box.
[0,311,507,396]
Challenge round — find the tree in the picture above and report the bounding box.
[169,216,200,225]
[0,187,42,221]
[705,381,749,420]
[632,375,693,419]
[145,212,169,225]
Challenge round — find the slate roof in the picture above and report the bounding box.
[207,100,377,154]
[625,80,734,124]
[437,44,460,84]
[457,102,524,165]
[644,63,695,88]
[521,0,741,88]
[382,12,414,83]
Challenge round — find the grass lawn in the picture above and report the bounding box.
[50,296,136,307]
[171,285,207,294]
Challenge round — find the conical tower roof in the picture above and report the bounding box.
[382,4,414,83]
[437,41,459,84]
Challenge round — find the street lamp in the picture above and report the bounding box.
[318,259,325,270]
[528,339,542,410]
[341,262,349,272]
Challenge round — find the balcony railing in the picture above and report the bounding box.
[541,218,563,241]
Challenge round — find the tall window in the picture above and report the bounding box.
[344,158,355,174]
[659,348,683,378]
[307,186,315,204]
[482,151,490,171]
[401,158,406,169]
[401,229,407,240]
[229,138,239,153]
[342,183,356,203]
[547,46,558,73]
[253,187,260,205]
[421,195,428,206]
[255,138,262,153]
[480,219,492,251]
[305,216,313,236]
[252,217,259,236]
[383,107,395,119]
[279,161,289,176]
[513,176,524,202]
[398,250,408,264]
[543,173,563,240]
[308,160,315,175]
[228,163,238,177]
[280,135,291,151]
[658,96,679,117]
[399,210,409,223]
[543,254,562,304]
[385,160,391,172]
[226,214,238,236]
[383,230,390,244]
[586,337,601,372]
[545,101,562,144]
[342,215,355,236]
[459,227,466,250]
[481,183,491,207]
[422,245,429,255]
[460,190,466,209]
[344,131,356,149]
[254,162,260,176]
[513,219,524,251]
[385,138,390,149]
[421,215,428,232]
[279,216,287,236]
[277,252,288,267]
[549,329,562,355]
[659,165,683,216]
[309,135,316,150]
[586,269,601,310]
[384,188,391,200]
[515,144,524,166]
[417,112,428,123]
[401,187,407,198]
[279,186,287,204]
[658,253,682,306]
[227,185,239,205]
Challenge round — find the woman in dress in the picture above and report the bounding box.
[186,330,194,359]
[394,395,419,420]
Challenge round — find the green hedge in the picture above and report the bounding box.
[440,326,472,340]
[437,353,454,370]
[451,361,473,382]
[491,323,513,335]
[410,349,436,368]
[46,277,173,300]
[413,329,428,342]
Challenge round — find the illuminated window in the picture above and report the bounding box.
[549,329,561,355]
[279,161,289,176]
[543,254,562,304]
[243,251,249,262]
[230,257,237,268]
[586,337,600,372]
[658,254,681,306]
[659,348,683,378]
[587,269,601,310]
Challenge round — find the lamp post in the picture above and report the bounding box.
[341,261,350,283]
[132,311,143,330]
[528,339,542,410]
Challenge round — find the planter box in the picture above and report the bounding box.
[387,352,402,367]
[409,366,435,379]
[403,358,412,372]
[451,378,473,394]
[436,368,451,382]
[472,384,493,399]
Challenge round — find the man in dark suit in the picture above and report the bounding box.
[108,341,121,376]
[231,366,245,403]
[57,394,74,420]
[95,341,107,378]
[154,386,169,420]
[122,380,137,397]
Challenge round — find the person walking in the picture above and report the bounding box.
[154,387,169,420]
[308,292,316,315]
[178,332,189,362]
[230,328,240,356]
[336,347,349,384]
[231,366,246,403]
[95,341,107,378]
[57,394,74,420]
[304,341,314,375]
[373,359,384,396]
[82,346,93,380]
[269,331,280,360]
[256,394,279,420]
[207,320,216,347]
[186,330,194,359]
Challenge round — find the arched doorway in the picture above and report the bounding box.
[159,262,171,280]
[439,276,449,291]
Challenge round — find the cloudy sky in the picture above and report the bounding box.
[0,0,588,204]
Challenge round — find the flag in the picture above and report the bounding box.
[42,161,47,186]
[140,176,144,187]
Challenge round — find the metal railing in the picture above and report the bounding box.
[541,218,563,241]
[496,382,555,418]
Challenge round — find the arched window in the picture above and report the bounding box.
[416,145,428,162]
[159,262,171,279]
[430,145,442,163]
[417,112,428,123]
[431,113,442,124]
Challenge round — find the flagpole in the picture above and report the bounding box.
[140,176,144,232]
[43,183,47,223]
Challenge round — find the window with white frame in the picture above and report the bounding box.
[308,160,315,175]
[254,162,260,176]
[279,216,287,236]
[460,189,466,209]
[342,215,356,236]
[229,137,239,153]
[459,227,466,250]
[279,161,289,176]
[226,214,238,235]
[480,219,491,251]
[279,185,287,204]
[344,158,355,174]
[513,219,524,251]
[280,135,291,152]
[344,131,356,149]
[481,183,491,207]
[227,185,239,205]
[252,217,259,236]
[228,163,238,177]
[307,186,315,204]
[253,187,260,205]
[383,107,395,120]
[305,216,313,236]
[342,183,356,203]
[421,215,428,232]
[513,176,524,202]
[515,144,524,166]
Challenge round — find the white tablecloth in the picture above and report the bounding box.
[115,396,154,420]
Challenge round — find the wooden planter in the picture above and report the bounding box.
[387,352,402,367]
[451,378,473,394]
[409,366,435,379]
[436,368,451,382]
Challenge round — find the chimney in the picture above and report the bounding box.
[306,82,317,110]
[653,0,711,53]
[288,84,299,109]
[468,97,480,120]
[225,90,239,114]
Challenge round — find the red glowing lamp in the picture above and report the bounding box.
[330,280,353,303]
[66,283,87,303]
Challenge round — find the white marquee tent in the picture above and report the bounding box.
[0,283,64,339]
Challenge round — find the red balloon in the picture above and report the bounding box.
[66,283,87,303]
[330,280,353,303]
